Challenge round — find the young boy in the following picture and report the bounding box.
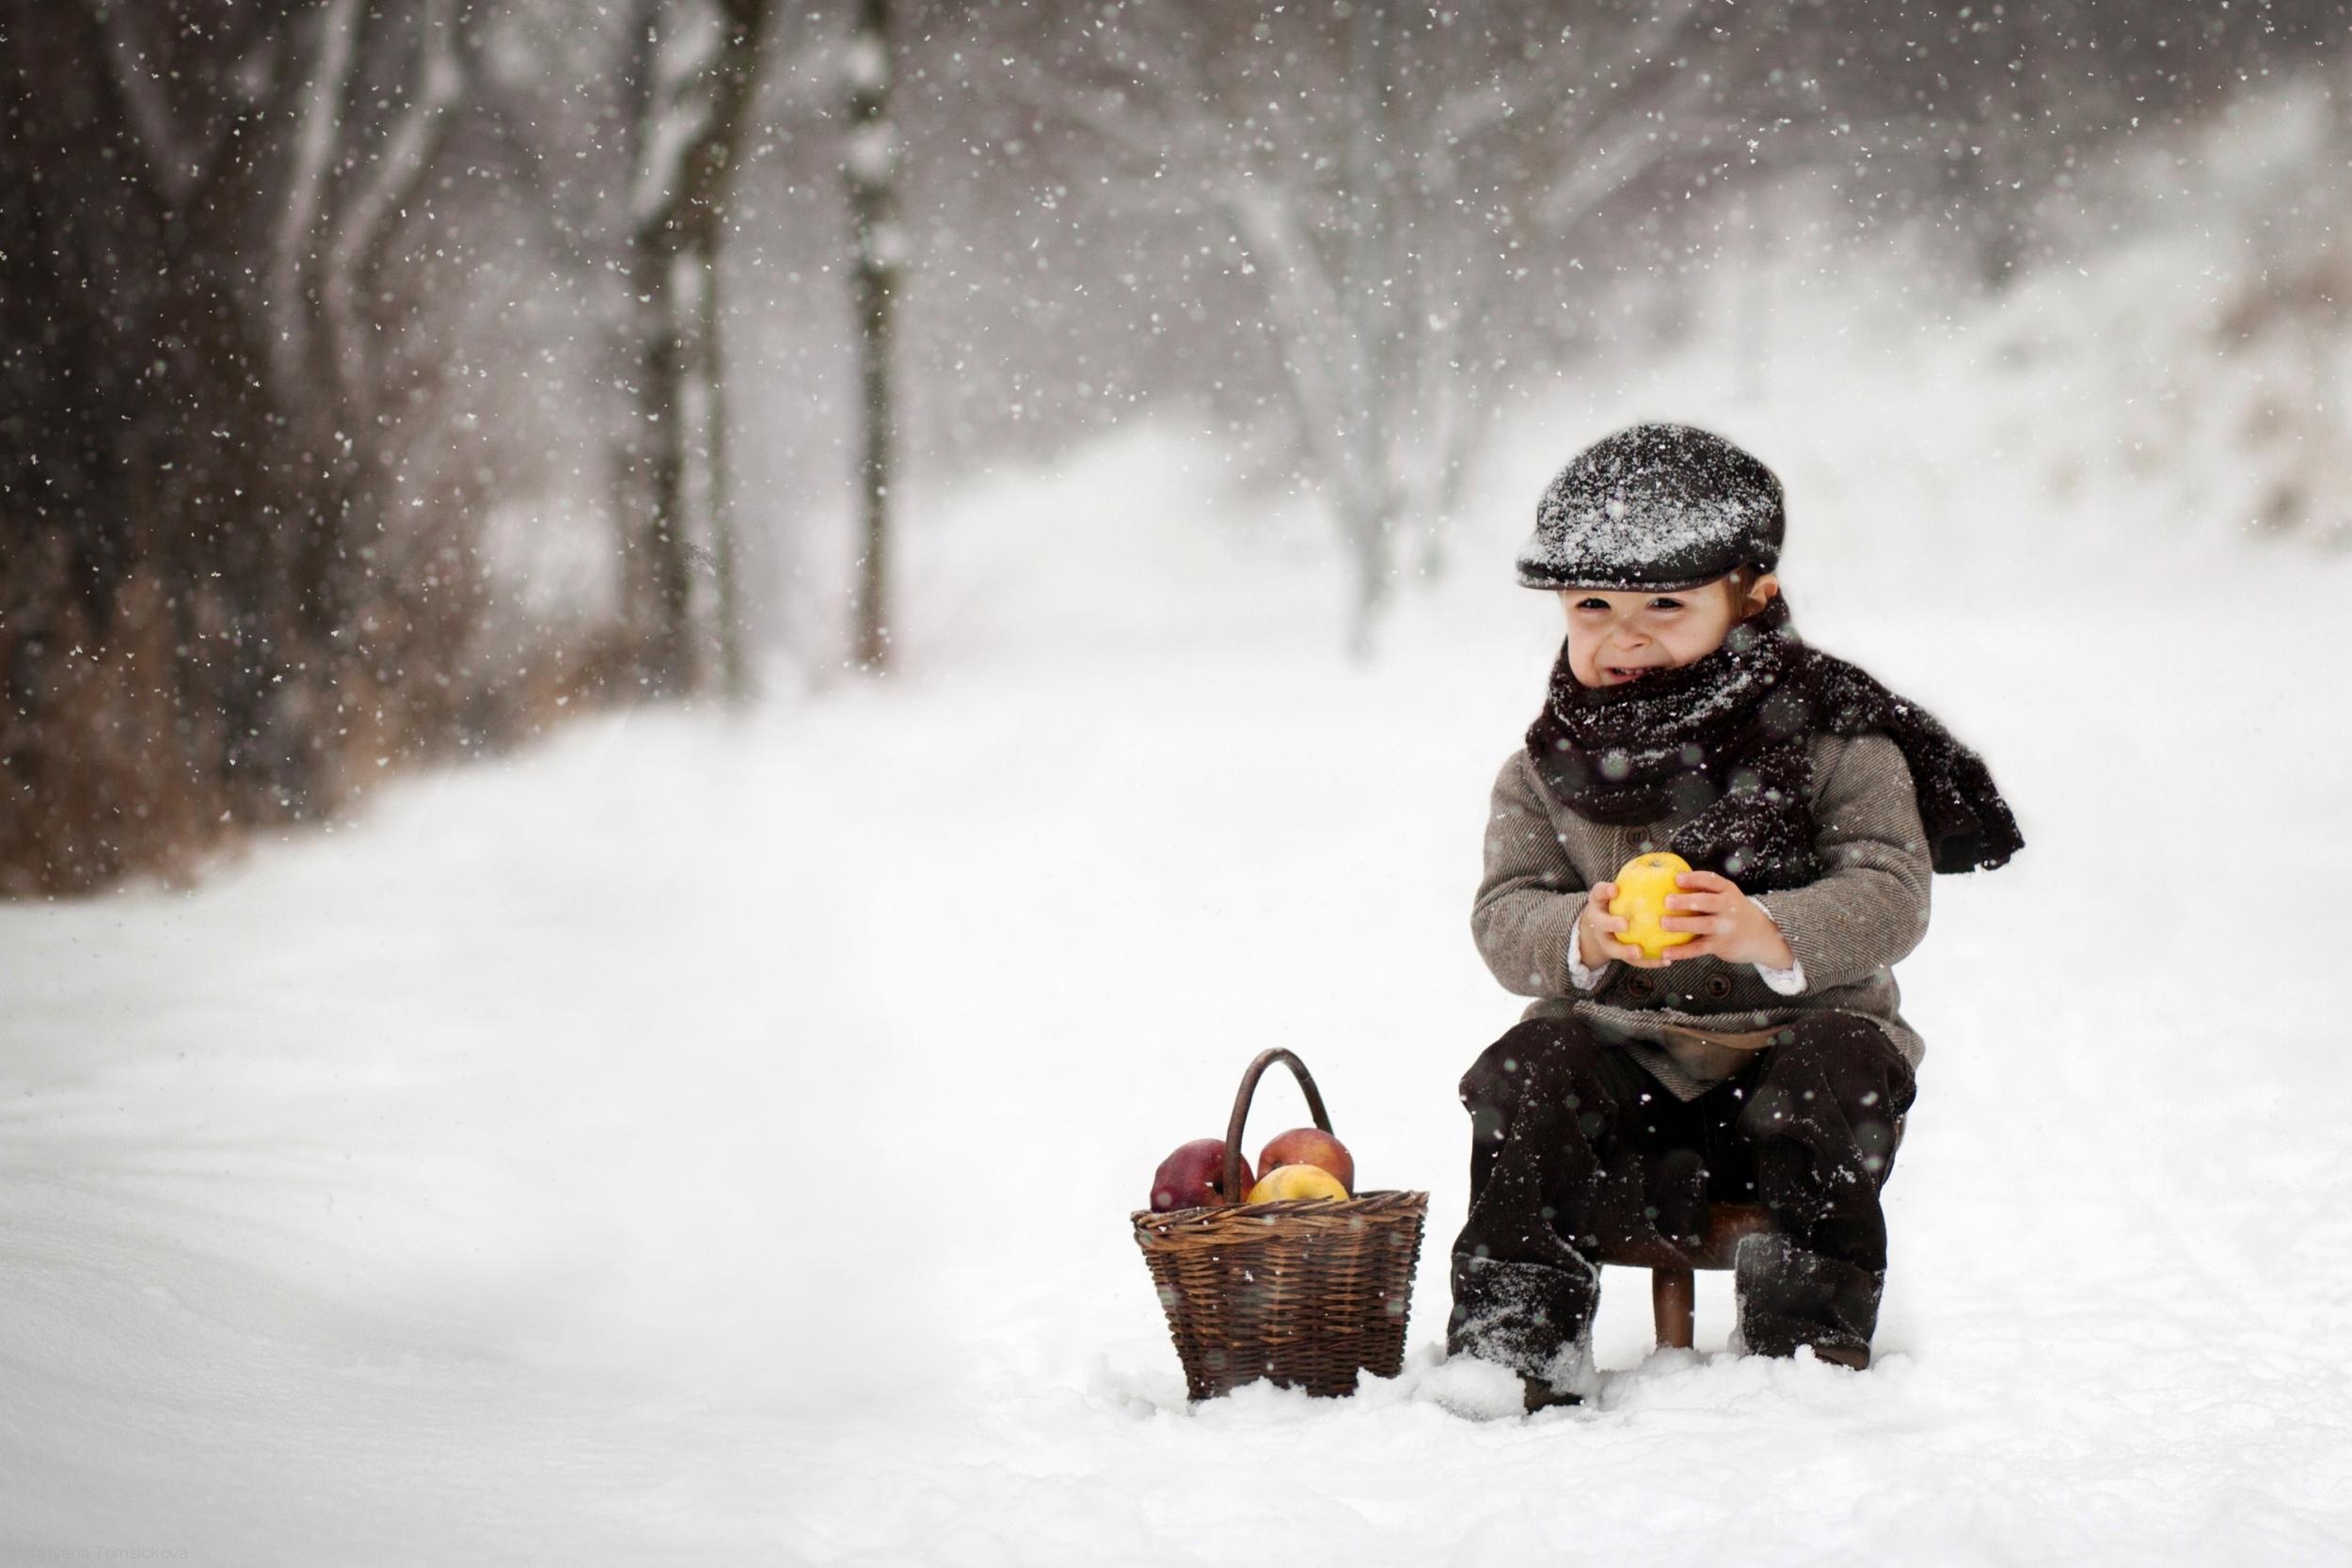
[1449,420,2022,1413]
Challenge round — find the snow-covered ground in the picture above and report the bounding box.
[9,107,2352,1563]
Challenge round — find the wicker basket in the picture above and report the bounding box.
[1131,1047,1428,1401]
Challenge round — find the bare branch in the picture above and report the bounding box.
[468,71,556,200]
[267,0,367,404]
[175,31,303,237]
[1111,1,1225,117]
[621,0,776,250]
[674,0,779,247]
[1438,0,1712,149]
[324,0,469,415]
[1071,10,1234,169]
[621,0,742,241]
[1534,49,1726,229]
[1213,176,1360,514]
[614,1,660,197]
[87,0,199,206]
[1000,56,1183,167]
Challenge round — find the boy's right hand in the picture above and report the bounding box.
[1579,881,1672,971]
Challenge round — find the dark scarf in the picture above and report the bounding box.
[1524,595,2023,893]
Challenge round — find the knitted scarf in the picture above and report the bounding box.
[1523,596,2023,893]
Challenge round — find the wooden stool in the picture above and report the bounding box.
[1600,1113,1906,1351]
[1605,1202,1778,1350]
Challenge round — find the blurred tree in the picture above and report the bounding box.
[843,0,898,673]
[696,0,777,705]
[611,0,785,700]
[1,0,485,892]
[6,0,2341,896]
[1000,0,1807,655]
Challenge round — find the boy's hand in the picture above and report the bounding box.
[1660,871,1796,970]
[1578,881,1673,971]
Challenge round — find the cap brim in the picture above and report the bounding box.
[1516,566,1724,594]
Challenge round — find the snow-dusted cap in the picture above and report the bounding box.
[1516,421,1785,592]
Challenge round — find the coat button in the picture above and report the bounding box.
[1624,974,1658,1003]
[1705,974,1734,1000]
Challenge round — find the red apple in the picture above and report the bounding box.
[1257,1127,1354,1196]
[1150,1138,1256,1212]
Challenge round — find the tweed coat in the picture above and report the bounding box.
[1470,729,1933,1101]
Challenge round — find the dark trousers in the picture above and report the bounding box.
[1446,1010,1916,1374]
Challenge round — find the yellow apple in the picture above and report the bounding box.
[1244,1164,1351,1205]
[1609,851,1695,961]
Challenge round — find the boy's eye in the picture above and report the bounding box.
[1647,597,1685,611]
[1573,597,1611,611]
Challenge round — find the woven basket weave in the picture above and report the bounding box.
[1131,1048,1427,1401]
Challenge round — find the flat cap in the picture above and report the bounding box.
[1516,421,1786,592]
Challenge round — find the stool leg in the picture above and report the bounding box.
[1652,1266,1695,1350]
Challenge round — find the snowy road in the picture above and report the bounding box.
[6,412,2352,1564]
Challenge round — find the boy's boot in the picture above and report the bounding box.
[1731,1231,1881,1369]
[1447,1017,1650,1410]
[1448,1253,1598,1408]
[1732,1012,1913,1370]
[1521,1351,1592,1413]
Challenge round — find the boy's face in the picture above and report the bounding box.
[1557,574,1777,688]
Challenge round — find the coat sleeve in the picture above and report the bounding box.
[1470,752,1612,998]
[1752,731,1934,991]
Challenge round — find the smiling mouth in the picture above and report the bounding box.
[1605,665,1661,682]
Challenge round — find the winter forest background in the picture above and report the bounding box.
[8,0,2345,891]
[8,2,2352,1562]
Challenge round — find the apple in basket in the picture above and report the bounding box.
[1244,1164,1351,1204]
[1150,1138,1256,1212]
[1257,1127,1354,1196]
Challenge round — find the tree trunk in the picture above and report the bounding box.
[620,0,779,702]
[844,0,898,674]
[1340,0,1397,660]
[701,247,749,704]
[637,238,699,697]
[682,0,782,705]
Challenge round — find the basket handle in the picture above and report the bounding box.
[1222,1048,1334,1202]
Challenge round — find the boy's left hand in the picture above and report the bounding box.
[1660,871,1797,970]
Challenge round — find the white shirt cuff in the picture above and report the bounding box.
[1749,898,1807,995]
[1565,904,1611,993]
